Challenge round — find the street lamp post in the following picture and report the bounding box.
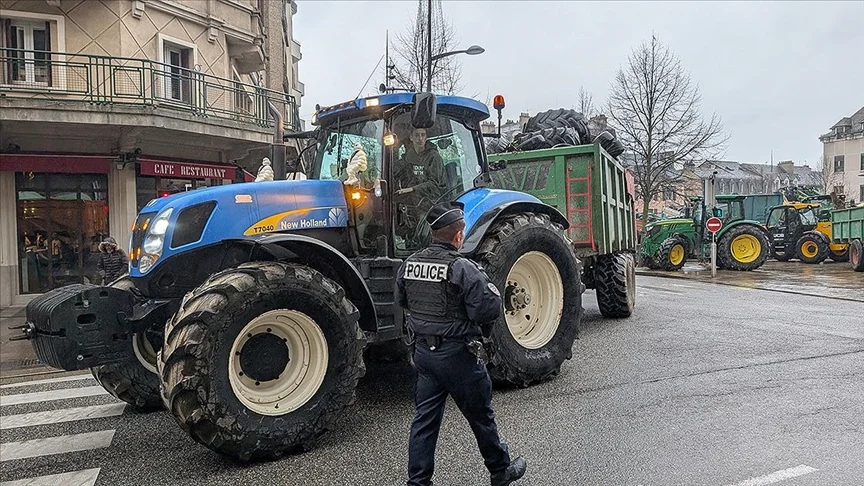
[425,45,485,92]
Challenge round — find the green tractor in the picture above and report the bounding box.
[640,194,770,271]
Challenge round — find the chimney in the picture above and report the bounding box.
[778,160,794,173]
[519,112,530,130]
[590,114,608,130]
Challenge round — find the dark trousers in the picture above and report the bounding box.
[407,339,511,486]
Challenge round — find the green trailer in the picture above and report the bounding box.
[488,144,637,317]
[831,205,864,271]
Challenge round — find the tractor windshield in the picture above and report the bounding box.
[799,207,818,226]
[311,118,383,189]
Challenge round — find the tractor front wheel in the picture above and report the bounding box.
[657,236,687,271]
[90,276,164,412]
[850,240,864,272]
[796,232,829,264]
[477,212,582,387]
[718,225,770,271]
[159,262,366,461]
[595,252,636,318]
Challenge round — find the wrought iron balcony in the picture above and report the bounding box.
[0,48,299,131]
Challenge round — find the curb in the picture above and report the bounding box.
[635,268,864,303]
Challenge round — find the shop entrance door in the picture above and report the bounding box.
[16,172,110,293]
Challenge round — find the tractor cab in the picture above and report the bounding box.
[299,92,494,257]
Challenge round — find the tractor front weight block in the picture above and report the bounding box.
[19,283,161,371]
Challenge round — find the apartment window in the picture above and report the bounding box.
[860,153,863,171]
[834,155,844,173]
[232,71,253,117]
[162,42,192,102]
[1,18,52,86]
[860,185,863,203]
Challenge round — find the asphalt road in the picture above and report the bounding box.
[1,276,862,485]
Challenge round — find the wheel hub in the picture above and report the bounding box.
[238,332,290,383]
[505,282,531,313]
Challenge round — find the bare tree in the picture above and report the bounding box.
[576,86,596,117]
[391,0,463,94]
[607,36,727,229]
[816,155,841,194]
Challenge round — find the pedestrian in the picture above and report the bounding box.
[97,236,128,285]
[395,201,527,486]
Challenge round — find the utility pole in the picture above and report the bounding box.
[426,0,432,92]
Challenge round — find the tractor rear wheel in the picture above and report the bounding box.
[477,212,582,387]
[850,239,864,272]
[90,276,164,412]
[657,236,687,271]
[595,252,635,318]
[718,225,770,271]
[159,262,366,461]
[796,232,829,264]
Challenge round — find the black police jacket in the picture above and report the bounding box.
[395,242,502,339]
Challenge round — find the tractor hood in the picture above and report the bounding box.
[130,180,348,277]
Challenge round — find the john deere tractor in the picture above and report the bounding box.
[641,194,770,271]
[15,92,584,461]
[765,202,849,263]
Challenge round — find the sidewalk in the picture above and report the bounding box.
[0,306,54,378]
[636,260,864,302]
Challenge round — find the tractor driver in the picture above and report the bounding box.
[394,127,446,247]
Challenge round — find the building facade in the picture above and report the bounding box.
[0,0,303,306]
[819,106,864,204]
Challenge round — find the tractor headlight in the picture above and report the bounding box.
[139,208,173,274]
[646,225,662,237]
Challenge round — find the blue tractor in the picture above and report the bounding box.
[19,92,583,461]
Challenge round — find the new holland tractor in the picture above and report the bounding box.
[16,93,583,461]
[640,194,770,271]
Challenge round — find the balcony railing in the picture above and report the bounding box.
[0,49,298,131]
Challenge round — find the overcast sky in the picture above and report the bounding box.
[294,1,864,168]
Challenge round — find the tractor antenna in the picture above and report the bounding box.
[356,54,385,100]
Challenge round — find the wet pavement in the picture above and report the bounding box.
[637,259,864,302]
[0,306,54,377]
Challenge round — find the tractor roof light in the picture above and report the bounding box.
[493,95,506,111]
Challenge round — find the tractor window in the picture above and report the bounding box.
[313,119,383,187]
[766,208,785,228]
[799,207,818,226]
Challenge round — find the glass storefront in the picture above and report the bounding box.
[16,172,109,293]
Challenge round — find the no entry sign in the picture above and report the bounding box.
[706,217,723,233]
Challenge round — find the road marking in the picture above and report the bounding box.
[729,465,818,486]
[0,430,115,462]
[0,468,100,486]
[0,386,107,407]
[1,374,93,390]
[0,403,126,430]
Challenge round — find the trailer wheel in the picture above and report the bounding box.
[595,253,635,318]
[159,262,365,461]
[718,225,770,271]
[90,276,164,412]
[477,212,582,387]
[795,232,829,264]
[657,236,687,271]
[850,240,864,272]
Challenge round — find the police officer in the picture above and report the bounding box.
[395,201,527,486]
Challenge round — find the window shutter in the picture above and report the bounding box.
[45,21,52,85]
[3,19,11,83]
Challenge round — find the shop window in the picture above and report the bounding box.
[16,172,109,294]
[1,17,55,86]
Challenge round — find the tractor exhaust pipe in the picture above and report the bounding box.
[267,100,287,180]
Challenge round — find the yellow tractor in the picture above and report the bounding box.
[765,202,849,263]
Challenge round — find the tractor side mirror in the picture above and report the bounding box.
[411,93,437,129]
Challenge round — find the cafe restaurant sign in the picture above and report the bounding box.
[139,159,237,180]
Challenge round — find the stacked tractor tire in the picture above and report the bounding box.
[486,108,626,157]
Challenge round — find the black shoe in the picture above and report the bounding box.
[491,456,527,486]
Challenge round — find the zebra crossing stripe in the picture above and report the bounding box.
[0,386,108,407]
[0,467,100,486]
[0,430,115,462]
[1,375,93,390]
[0,403,126,430]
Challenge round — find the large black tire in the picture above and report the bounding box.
[476,212,582,387]
[523,109,590,143]
[514,127,581,151]
[595,253,636,318]
[657,236,687,271]
[159,262,366,461]
[795,232,829,264]
[718,225,770,271]
[850,239,864,272]
[90,276,164,412]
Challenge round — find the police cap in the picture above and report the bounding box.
[426,201,465,230]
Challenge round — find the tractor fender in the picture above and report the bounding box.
[799,230,830,245]
[248,233,377,333]
[458,188,568,256]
